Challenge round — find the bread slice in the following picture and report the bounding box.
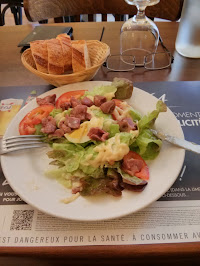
[30,40,48,73]
[72,40,91,72]
[56,33,72,72]
[47,39,65,75]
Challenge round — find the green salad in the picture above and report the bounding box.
[19,79,167,200]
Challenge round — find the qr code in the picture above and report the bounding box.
[10,210,34,230]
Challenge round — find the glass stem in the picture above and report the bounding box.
[135,5,146,20]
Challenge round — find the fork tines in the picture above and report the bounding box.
[5,135,44,141]
[1,135,46,154]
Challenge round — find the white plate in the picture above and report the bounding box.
[1,81,185,221]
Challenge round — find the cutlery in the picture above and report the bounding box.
[2,131,200,155]
[150,129,200,154]
[0,135,46,155]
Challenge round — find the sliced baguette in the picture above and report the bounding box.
[47,39,65,75]
[72,40,91,73]
[56,33,72,72]
[30,40,48,73]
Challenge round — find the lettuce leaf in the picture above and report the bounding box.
[47,143,85,173]
[79,145,105,178]
[91,108,111,119]
[103,120,120,138]
[130,129,162,160]
[45,168,87,189]
[80,171,123,197]
[49,108,62,118]
[138,100,167,130]
[120,132,137,146]
[80,165,105,179]
[129,108,142,121]
[108,124,120,138]
[84,85,117,100]
[34,124,43,135]
[117,168,145,185]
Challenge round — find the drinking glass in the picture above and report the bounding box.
[121,0,160,66]
[175,0,200,58]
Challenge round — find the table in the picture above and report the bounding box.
[0,22,200,87]
[0,22,200,266]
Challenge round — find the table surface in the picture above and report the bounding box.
[0,21,200,265]
[0,21,200,87]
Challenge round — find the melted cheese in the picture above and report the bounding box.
[61,193,80,204]
[87,134,129,168]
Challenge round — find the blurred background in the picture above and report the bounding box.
[1,4,169,26]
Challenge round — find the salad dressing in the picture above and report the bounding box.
[88,134,130,168]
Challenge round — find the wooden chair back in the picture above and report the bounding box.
[24,0,184,22]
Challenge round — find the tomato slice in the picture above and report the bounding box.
[113,99,123,108]
[19,105,54,135]
[123,151,149,181]
[56,90,86,108]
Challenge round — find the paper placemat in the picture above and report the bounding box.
[0,82,200,247]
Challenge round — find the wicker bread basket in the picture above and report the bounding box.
[21,40,110,87]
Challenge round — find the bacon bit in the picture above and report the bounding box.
[60,101,71,111]
[118,117,137,132]
[87,127,109,141]
[94,95,107,107]
[81,97,93,107]
[122,158,143,177]
[51,128,65,138]
[85,112,92,121]
[41,116,56,134]
[36,94,56,106]
[100,100,115,114]
[59,121,72,133]
[66,115,81,129]
[70,96,81,107]
[70,104,88,121]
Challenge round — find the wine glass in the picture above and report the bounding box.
[121,0,160,66]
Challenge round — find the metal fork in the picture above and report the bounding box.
[1,135,46,155]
